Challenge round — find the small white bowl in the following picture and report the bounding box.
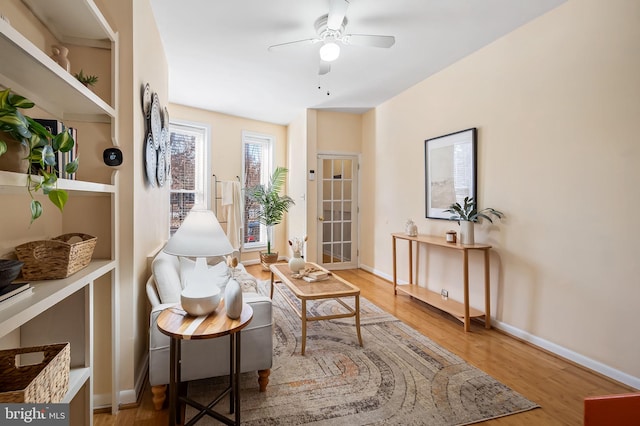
[180,285,221,316]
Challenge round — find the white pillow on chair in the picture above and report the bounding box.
[179,257,230,291]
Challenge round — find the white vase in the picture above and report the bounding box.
[459,221,475,245]
[288,251,306,273]
[224,278,243,319]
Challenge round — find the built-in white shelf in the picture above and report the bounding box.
[63,367,91,404]
[0,171,115,194]
[0,18,114,121]
[1,1,118,421]
[22,0,115,46]
[0,260,115,338]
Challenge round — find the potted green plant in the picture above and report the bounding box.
[444,196,504,244]
[73,70,99,87]
[0,88,78,223]
[246,166,295,270]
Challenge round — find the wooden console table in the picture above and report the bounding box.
[391,233,491,332]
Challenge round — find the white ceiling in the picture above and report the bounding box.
[150,0,565,126]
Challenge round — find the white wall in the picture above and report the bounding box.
[360,0,640,387]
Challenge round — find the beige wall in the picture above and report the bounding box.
[287,112,308,244]
[132,0,170,405]
[361,0,640,387]
[302,110,363,262]
[316,110,362,154]
[94,0,170,406]
[168,104,289,263]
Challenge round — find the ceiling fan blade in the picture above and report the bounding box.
[319,61,331,75]
[268,38,320,51]
[327,0,349,31]
[343,34,395,48]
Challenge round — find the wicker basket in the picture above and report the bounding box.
[0,343,70,403]
[15,233,97,280]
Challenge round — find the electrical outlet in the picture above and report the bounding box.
[441,289,448,298]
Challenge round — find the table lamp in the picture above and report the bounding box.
[163,206,233,316]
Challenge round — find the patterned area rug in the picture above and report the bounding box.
[187,280,539,425]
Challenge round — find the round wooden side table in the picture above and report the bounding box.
[157,303,253,426]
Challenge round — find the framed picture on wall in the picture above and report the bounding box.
[425,128,477,220]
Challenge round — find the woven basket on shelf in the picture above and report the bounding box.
[15,233,97,280]
[0,343,70,403]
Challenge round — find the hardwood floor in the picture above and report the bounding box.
[95,265,634,425]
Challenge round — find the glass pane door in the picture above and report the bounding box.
[317,155,358,269]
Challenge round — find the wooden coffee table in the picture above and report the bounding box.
[270,262,363,355]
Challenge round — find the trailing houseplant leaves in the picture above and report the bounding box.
[65,158,79,174]
[0,88,77,223]
[30,200,42,223]
[48,189,68,212]
[42,145,56,167]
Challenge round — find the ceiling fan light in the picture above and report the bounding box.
[319,42,340,62]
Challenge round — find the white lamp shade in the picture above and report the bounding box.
[319,42,340,62]
[163,207,233,257]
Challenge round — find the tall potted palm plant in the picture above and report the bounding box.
[246,166,295,270]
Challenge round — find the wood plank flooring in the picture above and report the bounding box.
[95,265,635,425]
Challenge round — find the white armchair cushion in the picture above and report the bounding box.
[151,252,182,304]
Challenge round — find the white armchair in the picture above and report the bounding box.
[146,251,273,410]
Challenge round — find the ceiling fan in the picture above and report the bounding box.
[268,0,396,75]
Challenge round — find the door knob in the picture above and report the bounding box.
[318,216,324,221]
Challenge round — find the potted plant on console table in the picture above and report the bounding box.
[246,166,295,270]
[0,88,78,223]
[444,196,504,245]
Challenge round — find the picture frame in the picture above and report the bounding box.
[424,128,477,220]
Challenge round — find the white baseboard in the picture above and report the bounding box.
[360,263,640,390]
[93,354,149,410]
[361,264,403,283]
[493,320,640,390]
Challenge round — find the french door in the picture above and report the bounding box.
[316,155,358,269]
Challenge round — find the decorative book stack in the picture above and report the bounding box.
[33,119,78,180]
[0,282,32,308]
[302,270,329,282]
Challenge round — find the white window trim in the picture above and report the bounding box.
[242,130,274,252]
[168,120,211,234]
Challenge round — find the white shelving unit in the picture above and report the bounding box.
[0,1,118,424]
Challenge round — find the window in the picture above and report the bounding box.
[242,131,274,250]
[169,122,209,234]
